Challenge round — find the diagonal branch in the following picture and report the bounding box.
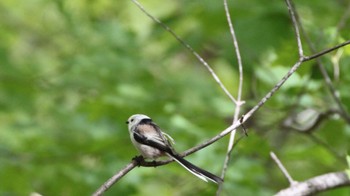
[291,1,350,123]
[130,0,237,104]
[302,40,350,62]
[93,1,350,194]
[270,152,298,186]
[203,39,350,150]
[93,161,138,196]
[92,38,350,196]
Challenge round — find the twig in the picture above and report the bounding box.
[275,171,350,196]
[93,161,138,196]
[130,0,237,104]
[93,37,350,195]
[270,152,298,186]
[200,37,350,150]
[292,3,350,123]
[217,0,245,194]
[285,0,304,58]
[243,60,302,122]
[302,40,350,62]
[223,0,244,108]
[129,0,350,159]
[94,0,350,193]
[143,38,350,165]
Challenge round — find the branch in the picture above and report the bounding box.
[285,0,304,58]
[270,152,298,186]
[292,2,350,123]
[223,0,244,107]
[130,0,237,104]
[217,0,245,194]
[128,0,350,158]
[187,38,350,160]
[94,42,346,194]
[93,161,138,196]
[93,1,350,194]
[275,171,350,196]
[302,40,350,62]
[92,38,350,196]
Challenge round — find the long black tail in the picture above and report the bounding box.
[166,153,223,184]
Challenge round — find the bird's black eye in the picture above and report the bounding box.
[126,118,134,124]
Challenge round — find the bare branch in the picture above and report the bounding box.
[134,36,350,165]
[285,0,304,58]
[194,37,350,150]
[130,0,237,104]
[292,4,350,123]
[93,37,350,195]
[93,1,350,194]
[243,60,302,121]
[223,0,244,107]
[275,171,350,196]
[270,152,298,186]
[217,0,245,194]
[302,40,350,62]
[93,161,138,196]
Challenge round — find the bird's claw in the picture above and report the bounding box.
[132,155,144,166]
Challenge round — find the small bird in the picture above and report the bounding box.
[126,114,223,184]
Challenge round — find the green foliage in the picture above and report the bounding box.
[0,0,350,195]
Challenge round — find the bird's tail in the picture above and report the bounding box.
[166,153,223,184]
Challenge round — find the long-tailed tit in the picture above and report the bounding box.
[126,114,223,184]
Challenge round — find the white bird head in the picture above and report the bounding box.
[126,114,152,131]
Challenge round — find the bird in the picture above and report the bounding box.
[126,114,223,184]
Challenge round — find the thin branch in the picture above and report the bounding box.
[292,3,350,123]
[93,38,350,195]
[130,0,237,104]
[275,171,350,196]
[240,38,350,124]
[129,0,350,151]
[305,51,350,124]
[210,39,350,147]
[243,60,302,123]
[142,39,350,165]
[302,40,350,62]
[217,0,245,194]
[270,152,298,186]
[285,0,304,58]
[93,0,350,193]
[93,161,138,196]
[223,0,244,107]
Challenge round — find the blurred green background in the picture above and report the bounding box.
[1,0,350,195]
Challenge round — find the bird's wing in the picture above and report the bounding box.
[133,123,173,154]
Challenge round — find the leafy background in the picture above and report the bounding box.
[0,0,350,195]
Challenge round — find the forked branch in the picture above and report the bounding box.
[93,0,350,195]
[275,171,350,196]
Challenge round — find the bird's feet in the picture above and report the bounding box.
[132,155,144,166]
[151,160,157,168]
